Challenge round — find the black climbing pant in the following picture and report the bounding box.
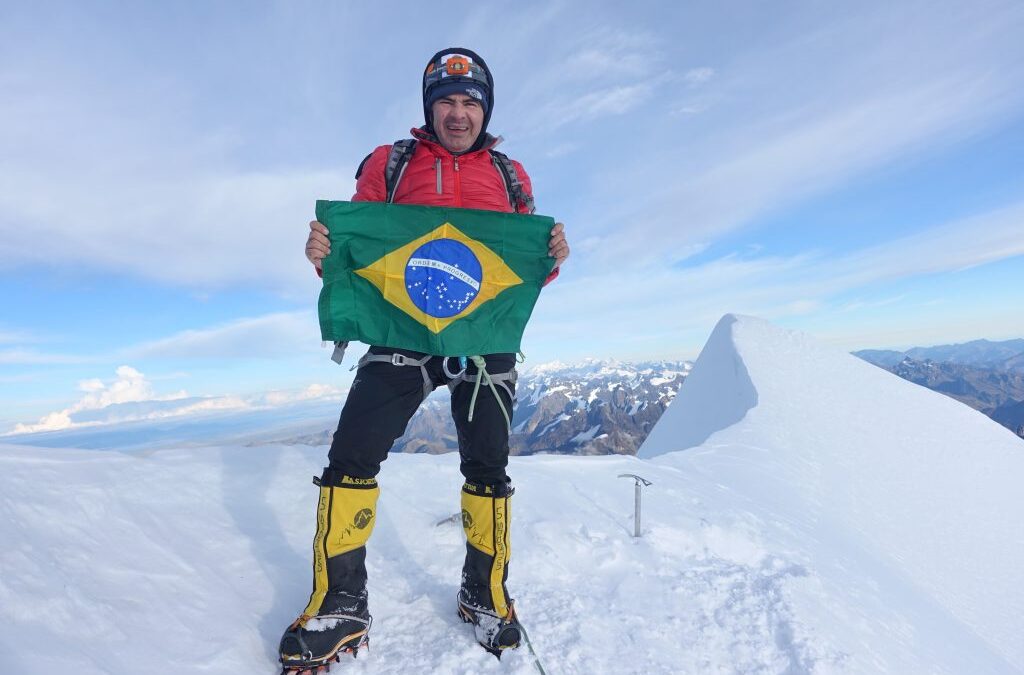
[327,346,517,486]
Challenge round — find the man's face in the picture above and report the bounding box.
[431,93,484,154]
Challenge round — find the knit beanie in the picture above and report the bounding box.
[422,48,494,138]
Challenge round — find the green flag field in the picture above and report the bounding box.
[316,200,555,356]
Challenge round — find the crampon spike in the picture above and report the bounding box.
[281,665,331,675]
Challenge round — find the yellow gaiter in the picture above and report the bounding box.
[302,475,380,619]
[461,480,513,618]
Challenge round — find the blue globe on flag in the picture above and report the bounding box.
[405,238,483,318]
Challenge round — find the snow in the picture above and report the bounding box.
[642,314,1024,672]
[525,385,547,406]
[570,424,602,444]
[626,400,647,416]
[537,413,571,436]
[2,313,1023,673]
[640,315,759,454]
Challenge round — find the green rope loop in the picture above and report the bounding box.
[466,355,511,433]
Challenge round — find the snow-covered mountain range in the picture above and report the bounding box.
[510,360,690,455]
[13,335,1024,456]
[252,360,692,456]
[855,338,1024,370]
[2,314,1021,674]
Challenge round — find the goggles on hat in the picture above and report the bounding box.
[424,53,489,91]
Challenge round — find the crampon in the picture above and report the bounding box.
[279,613,371,674]
[458,596,522,659]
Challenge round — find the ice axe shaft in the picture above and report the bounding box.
[618,474,652,537]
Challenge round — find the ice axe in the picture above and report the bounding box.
[618,474,652,537]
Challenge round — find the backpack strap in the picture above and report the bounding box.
[384,139,418,204]
[354,153,373,180]
[489,150,535,214]
[379,139,534,213]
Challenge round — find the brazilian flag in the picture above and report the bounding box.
[316,201,555,356]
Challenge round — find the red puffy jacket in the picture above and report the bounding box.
[351,128,559,284]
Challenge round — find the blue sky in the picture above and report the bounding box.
[2,0,1023,432]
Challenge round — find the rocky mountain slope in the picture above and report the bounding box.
[855,338,1024,370]
[278,360,692,456]
[856,340,1024,439]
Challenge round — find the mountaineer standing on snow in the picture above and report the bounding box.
[278,48,570,673]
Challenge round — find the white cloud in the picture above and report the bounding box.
[836,295,909,313]
[261,383,345,407]
[14,410,75,435]
[0,326,88,365]
[2,311,323,369]
[78,378,105,393]
[0,166,352,291]
[521,81,665,135]
[2,311,335,435]
[818,203,1024,289]
[78,366,159,408]
[6,370,345,436]
[8,2,1016,297]
[587,70,1024,268]
[562,39,659,80]
[543,142,579,159]
[683,67,715,85]
[671,105,707,116]
[500,23,671,139]
[526,201,1024,362]
[0,14,357,293]
[0,349,92,365]
[10,365,187,434]
[125,311,320,360]
[544,2,1024,273]
[1,0,1023,375]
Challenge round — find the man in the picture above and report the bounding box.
[278,48,569,673]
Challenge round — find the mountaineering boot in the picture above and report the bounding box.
[279,469,379,673]
[457,479,522,658]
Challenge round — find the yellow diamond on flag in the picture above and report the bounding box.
[355,222,523,334]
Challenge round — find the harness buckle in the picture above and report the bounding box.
[391,353,408,366]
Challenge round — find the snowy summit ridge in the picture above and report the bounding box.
[642,313,1024,672]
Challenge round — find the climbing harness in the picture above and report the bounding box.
[348,349,517,433]
[460,355,514,432]
[355,351,434,402]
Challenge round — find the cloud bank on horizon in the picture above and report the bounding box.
[1,0,1023,426]
[7,364,345,435]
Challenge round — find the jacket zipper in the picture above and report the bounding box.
[454,156,462,205]
[435,157,442,194]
